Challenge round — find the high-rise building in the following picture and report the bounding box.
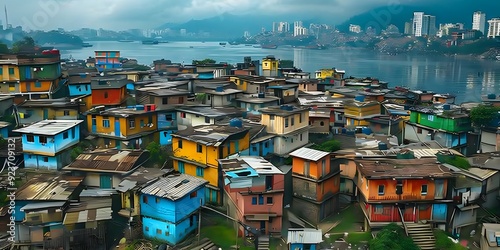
[294,21,307,36]
[472,11,486,34]
[487,18,500,38]
[426,15,437,36]
[272,22,280,33]
[413,12,424,36]
[243,31,251,38]
[278,22,290,33]
[404,21,413,35]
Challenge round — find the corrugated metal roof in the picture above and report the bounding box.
[80,189,117,197]
[63,149,149,173]
[289,147,329,162]
[63,198,112,224]
[16,175,84,200]
[287,228,323,244]
[140,174,208,201]
[13,120,83,135]
[20,201,66,211]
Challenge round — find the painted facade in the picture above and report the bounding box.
[90,76,129,106]
[17,98,81,125]
[95,51,122,71]
[343,100,381,127]
[67,72,93,96]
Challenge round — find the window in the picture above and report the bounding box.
[258,195,264,205]
[197,144,203,153]
[8,83,14,91]
[178,97,184,103]
[39,136,47,144]
[140,120,144,127]
[145,226,149,231]
[374,205,384,214]
[102,118,110,128]
[148,116,153,124]
[299,134,303,141]
[252,146,257,151]
[0,68,2,75]
[178,140,183,149]
[196,167,204,177]
[42,157,49,162]
[63,132,68,139]
[421,185,428,195]
[320,121,325,126]
[156,229,162,235]
[129,119,135,128]
[162,97,169,104]
[267,197,273,204]
[34,81,41,88]
[178,161,185,173]
[165,231,170,236]
[27,135,34,142]
[291,117,294,126]
[269,115,275,120]
[63,110,70,116]
[155,197,160,203]
[417,127,423,134]
[299,113,303,123]
[285,118,289,128]
[304,161,310,176]
[180,112,186,118]
[205,117,210,123]
[378,185,385,195]
[8,68,14,75]
[190,191,197,198]
[104,92,108,98]
[427,115,434,121]
[226,95,231,102]
[322,159,326,176]
[252,197,257,205]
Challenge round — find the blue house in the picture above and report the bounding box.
[67,70,94,96]
[0,121,9,138]
[287,228,323,250]
[157,110,178,146]
[235,121,275,157]
[13,120,83,170]
[139,174,208,245]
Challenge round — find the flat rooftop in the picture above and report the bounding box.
[13,120,83,135]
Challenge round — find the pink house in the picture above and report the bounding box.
[220,156,284,236]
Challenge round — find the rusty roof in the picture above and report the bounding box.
[63,149,150,174]
[356,158,454,179]
[16,174,84,201]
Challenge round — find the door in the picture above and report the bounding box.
[434,179,445,199]
[130,193,134,209]
[432,204,447,221]
[43,109,48,119]
[115,119,121,136]
[403,205,415,222]
[260,221,266,234]
[91,116,96,133]
[100,174,112,189]
[418,204,432,220]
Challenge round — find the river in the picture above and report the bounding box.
[60,41,500,103]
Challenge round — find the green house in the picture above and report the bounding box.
[409,110,471,133]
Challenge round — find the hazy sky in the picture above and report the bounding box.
[6,0,421,31]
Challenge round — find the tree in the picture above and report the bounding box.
[309,139,342,152]
[470,105,499,127]
[146,141,169,168]
[0,43,9,54]
[192,58,216,65]
[369,223,420,250]
[12,36,36,53]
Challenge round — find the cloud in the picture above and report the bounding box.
[4,0,427,31]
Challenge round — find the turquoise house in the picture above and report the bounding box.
[67,72,93,96]
[157,110,178,146]
[139,174,208,245]
[13,120,83,170]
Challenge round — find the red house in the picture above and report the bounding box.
[90,76,130,107]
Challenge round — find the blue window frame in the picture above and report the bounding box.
[196,167,204,177]
[252,197,257,205]
[178,161,185,173]
[102,119,110,128]
[258,195,264,205]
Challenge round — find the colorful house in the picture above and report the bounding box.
[343,98,382,127]
[0,96,14,117]
[262,55,279,77]
[176,106,243,128]
[287,228,323,250]
[13,175,84,248]
[157,109,178,145]
[355,158,454,230]
[229,75,274,94]
[139,173,208,245]
[267,84,299,104]
[62,149,150,189]
[135,87,190,110]
[90,76,130,107]
[67,70,94,96]
[260,106,310,157]
[17,98,82,125]
[405,106,472,155]
[314,68,345,80]
[289,147,340,224]
[235,93,281,113]
[94,51,122,71]
[171,123,251,204]
[86,105,158,149]
[0,52,62,103]
[220,156,285,235]
[309,109,331,134]
[13,120,83,170]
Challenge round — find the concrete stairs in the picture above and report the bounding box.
[257,236,270,250]
[405,222,435,250]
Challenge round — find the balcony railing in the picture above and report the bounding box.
[368,194,435,201]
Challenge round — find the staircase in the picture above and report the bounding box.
[257,236,270,250]
[405,222,436,250]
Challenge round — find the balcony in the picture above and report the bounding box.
[23,211,63,225]
[368,194,437,201]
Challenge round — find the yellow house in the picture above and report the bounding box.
[343,100,382,127]
[86,105,158,149]
[229,75,272,94]
[171,124,251,204]
[314,68,346,80]
[262,55,279,77]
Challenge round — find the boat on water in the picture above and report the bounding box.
[219,42,227,46]
[261,44,278,49]
[253,45,261,48]
[82,42,93,47]
[118,39,134,42]
[142,40,159,45]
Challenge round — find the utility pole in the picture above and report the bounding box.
[197,198,202,244]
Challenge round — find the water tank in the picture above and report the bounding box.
[229,118,243,128]
[135,105,145,111]
[443,104,451,110]
[354,95,365,102]
[215,86,224,92]
[488,93,496,99]
[258,92,265,98]
[378,142,388,150]
[362,127,372,135]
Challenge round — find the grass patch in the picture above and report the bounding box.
[328,205,364,233]
[434,230,467,250]
[200,225,253,250]
[324,232,372,245]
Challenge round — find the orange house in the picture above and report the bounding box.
[289,147,341,224]
[90,76,129,106]
[355,158,454,229]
